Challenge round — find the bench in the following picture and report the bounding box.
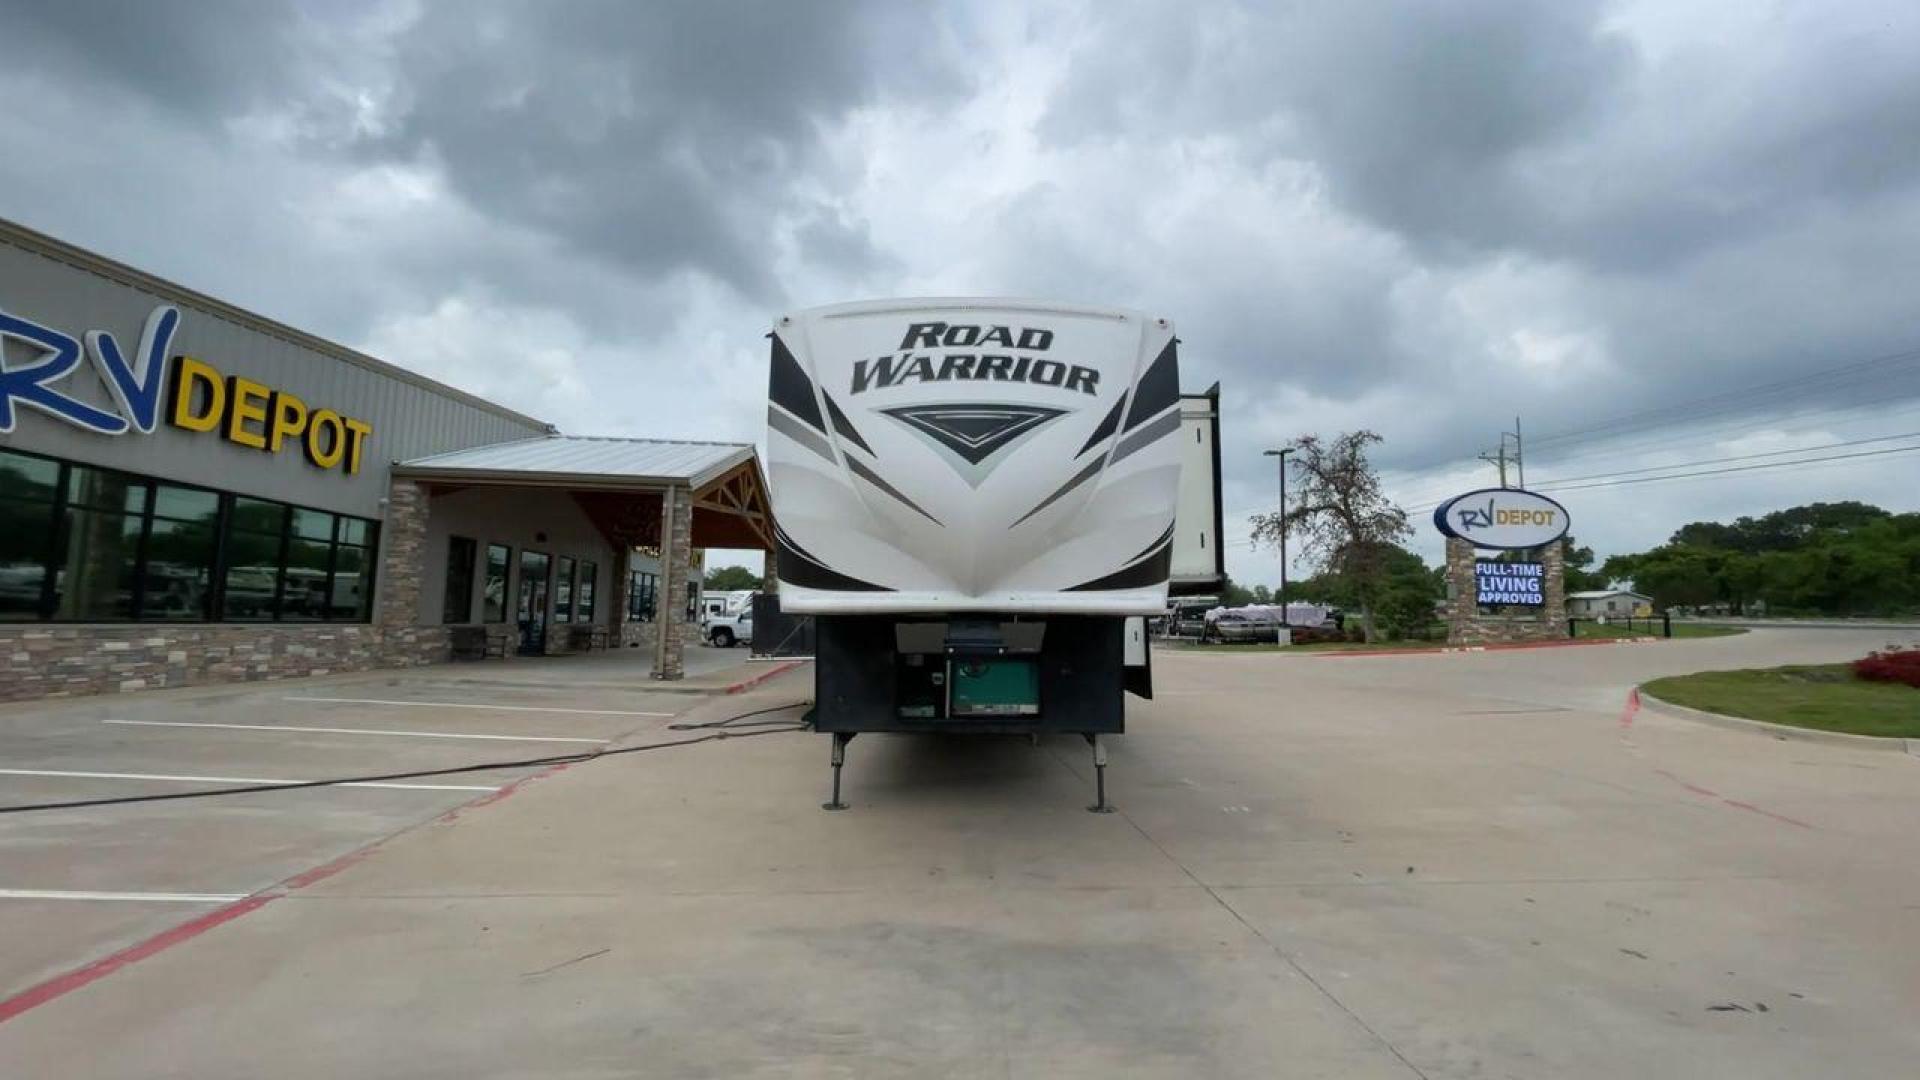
[450,625,511,660]
[568,624,610,653]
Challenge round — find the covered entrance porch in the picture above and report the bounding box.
[380,436,772,680]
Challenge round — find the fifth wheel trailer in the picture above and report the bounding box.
[763,298,1204,809]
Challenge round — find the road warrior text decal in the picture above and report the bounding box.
[850,322,1099,397]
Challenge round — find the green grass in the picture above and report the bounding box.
[1159,614,1751,645]
[1643,664,1920,738]
[1573,621,1746,640]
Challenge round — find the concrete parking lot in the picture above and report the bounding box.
[0,647,765,1000]
[2,628,1916,1078]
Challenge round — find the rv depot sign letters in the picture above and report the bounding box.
[0,304,372,473]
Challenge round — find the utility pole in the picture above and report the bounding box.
[1477,442,1510,488]
[1262,447,1294,625]
[1513,415,1525,490]
[1479,419,1525,489]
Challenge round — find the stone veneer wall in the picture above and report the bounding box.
[0,474,455,704]
[620,621,658,649]
[1445,537,1567,646]
[0,624,393,703]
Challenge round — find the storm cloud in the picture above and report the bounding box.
[2,0,1917,577]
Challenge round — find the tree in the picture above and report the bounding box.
[1248,431,1411,642]
[1218,575,1255,606]
[1371,544,1444,639]
[1561,535,1607,593]
[703,565,763,592]
[1606,502,1920,616]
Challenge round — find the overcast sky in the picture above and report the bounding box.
[4,0,1917,584]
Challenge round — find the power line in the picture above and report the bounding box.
[1530,442,1920,494]
[1529,393,1920,471]
[1391,397,1920,511]
[1527,345,1920,449]
[1396,435,1920,514]
[1529,430,1920,487]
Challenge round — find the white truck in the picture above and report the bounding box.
[764,298,1197,810]
[701,589,756,647]
[704,605,754,648]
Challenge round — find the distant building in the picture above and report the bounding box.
[1568,589,1653,616]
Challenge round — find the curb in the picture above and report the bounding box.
[725,659,808,695]
[1314,637,1660,659]
[1636,687,1919,755]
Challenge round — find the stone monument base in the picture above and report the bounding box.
[1444,536,1567,646]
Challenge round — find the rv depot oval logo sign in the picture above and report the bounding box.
[1433,488,1571,550]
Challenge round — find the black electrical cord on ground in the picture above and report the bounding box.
[0,702,815,816]
[667,701,815,730]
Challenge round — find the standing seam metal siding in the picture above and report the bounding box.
[0,230,549,519]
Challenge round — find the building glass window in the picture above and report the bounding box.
[554,556,576,623]
[143,485,218,620]
[281,508,333,622]
[223,498,286,621]
[627,570,657,622]
[577,561,597,623]
[55,466,148,620]
[443,536,477,623]
[0,449,376,625]
[0,449,60,620]
[329,518,376,622]
[483,544,511,623]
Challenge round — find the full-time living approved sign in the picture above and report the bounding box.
[1476,560,1544,606]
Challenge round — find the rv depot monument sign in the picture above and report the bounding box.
[1433,488,1571,645]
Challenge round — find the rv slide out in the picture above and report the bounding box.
[764,299,1196,810]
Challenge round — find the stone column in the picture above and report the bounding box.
[609,545,630,640]
[762,547,778,594]
[373,476,444,665]
[1444,536,1476,646]
[1542,539,1568,629]
[651,486,692,680]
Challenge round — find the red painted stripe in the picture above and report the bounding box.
[436,761,573,822]
[725,659,804,694]
[1619,687,1640,731]
[1650,767,1814,830]
[0,895,274,1025]
[0,744,577,1025]
[278,849,375,891]
[1722,798,1815,830]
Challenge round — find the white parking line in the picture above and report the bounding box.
[284,696,673,717]
[103,719,608,744]
[0,889,246,904]
[0,768,497,793]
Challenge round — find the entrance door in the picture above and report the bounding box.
[516,550,552,655]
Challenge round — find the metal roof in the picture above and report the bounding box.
[395,435,755,489]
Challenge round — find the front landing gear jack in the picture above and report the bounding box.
[1085,733,1115,814]
[823,732,856,811]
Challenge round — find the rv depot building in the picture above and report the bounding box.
[0,219,772,703]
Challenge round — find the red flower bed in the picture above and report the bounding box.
[1852,648,1920,689]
